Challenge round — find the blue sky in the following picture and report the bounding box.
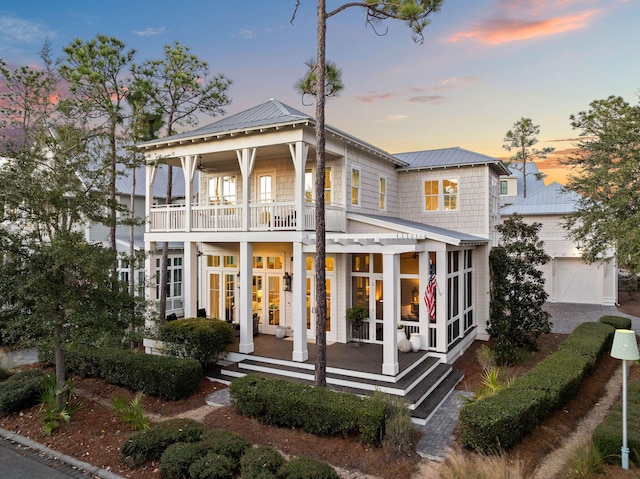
[1,0,638,183]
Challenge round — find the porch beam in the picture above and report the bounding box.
[180,155,197,232]
[291,241,308,361]
[382,253,399,375]
[238,241,254,354]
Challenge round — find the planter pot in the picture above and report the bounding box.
[275,326,286,339]
[397,329,407,345]
[409,333,422,352]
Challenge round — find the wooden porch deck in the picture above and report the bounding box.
[225,333,428,376]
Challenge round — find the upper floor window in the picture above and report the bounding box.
[424,178,459,211]
[379,176,386,210]
[209,176,236,205]
[351,168,360,206]
[305,167,332,204]
[258,175,272,203]
[500,179,508,196]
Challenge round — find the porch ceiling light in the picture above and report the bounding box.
[610,329,639,470]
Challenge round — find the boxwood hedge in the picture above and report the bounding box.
[0,369,46,416]
[160,317,232,367]
[459,321,615,453]
[229,374,385,445]
[64,345,202,401]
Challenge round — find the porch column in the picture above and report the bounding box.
[183,241,198,318]
[292,241,308,361]
[382,253,399,375]
[435,249,447,354]
[180,155,197,232]
[144,241,157,328]
[238,241,254,354]
[236,148,256,231]
[289,142,309,232]
[145,163,158,233]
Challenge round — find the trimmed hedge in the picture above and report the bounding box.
[64,345,202,400]
[230,374,386,445]
[593,373,640,465]
[120,418,210,466]
[239,446,285,479]
[160,317,232,367]
[459,321,615,453]
[0,369,46,416]
[189,452,236,479]
[279,456,340,479]
[599,315,633,330]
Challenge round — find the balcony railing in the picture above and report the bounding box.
[149,201,346,233]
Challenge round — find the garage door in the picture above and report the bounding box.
[556,259,603,304]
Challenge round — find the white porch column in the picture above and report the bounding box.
[382,253,399,375]
[236,148,256,231]
[144,241,157,329]
[183,241,198,318]
[289,142,309,232]
[180,155,197,232]
[145,163,158,233]
[238,241,254,354]
[292,241,308,361]
[435,249,447,353]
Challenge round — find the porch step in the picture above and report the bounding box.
[206,355,463,424]
[409,370,464,425]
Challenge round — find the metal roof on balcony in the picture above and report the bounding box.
[137,99,405,165]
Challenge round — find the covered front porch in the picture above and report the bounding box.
[210,333,464,425]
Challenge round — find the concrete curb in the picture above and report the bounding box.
[0,427,126,479]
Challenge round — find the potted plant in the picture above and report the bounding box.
[346,305,368,344]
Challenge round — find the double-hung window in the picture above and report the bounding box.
[351,168,360,206]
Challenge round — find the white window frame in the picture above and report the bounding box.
[423,177,459,212]
[351,167,360,206]
[378,176,387,211]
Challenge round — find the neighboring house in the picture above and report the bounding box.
[137,99,509,423]
[85,165,187,317]
[500,165,617,305]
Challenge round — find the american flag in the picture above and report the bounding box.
[424,273,437,319]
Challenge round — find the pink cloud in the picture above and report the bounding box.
[354,92,396,104]
[449,8,600,45]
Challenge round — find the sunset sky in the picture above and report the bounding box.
[1,0,638,185]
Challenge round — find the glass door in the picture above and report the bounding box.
[307,276,335,342]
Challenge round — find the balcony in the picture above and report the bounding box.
[149,201,346,233]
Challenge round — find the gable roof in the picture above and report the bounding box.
[393,147,510,175]
[137,99,405,166]
[501,181,581,216]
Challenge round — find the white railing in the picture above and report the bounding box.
[149,201,346,233]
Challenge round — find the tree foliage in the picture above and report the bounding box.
[502,117,553,198]
[563,95,640,273]
[489,214,551,364]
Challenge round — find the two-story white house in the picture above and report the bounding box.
[138,99,509,423]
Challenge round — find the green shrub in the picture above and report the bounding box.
[0,369,46,415]
[599,315,632,330]
[459,321,614,454]
[189,452,236,479]
[120,418,210,466]
[593,379,640,465]
[379,392,416,456]
[279,456,340,479]
[0,366,12,381]
[65,345,202,400]
[160,441,211,479]
[239,446,285,479]
[201,430,251,466]
[160,317,232,367]
[230,374,385,445]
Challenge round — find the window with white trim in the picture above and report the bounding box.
[351,168,360,206]
[378,176,386,210]
[500,179,508,196]
[208,176,236,205]
[423,178,459,211]
[304,167,332,204]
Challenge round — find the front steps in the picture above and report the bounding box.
[207,351,463,425]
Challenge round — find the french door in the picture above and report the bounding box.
[306,276,336,342]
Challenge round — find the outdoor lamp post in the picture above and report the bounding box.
[610,329,640,470]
